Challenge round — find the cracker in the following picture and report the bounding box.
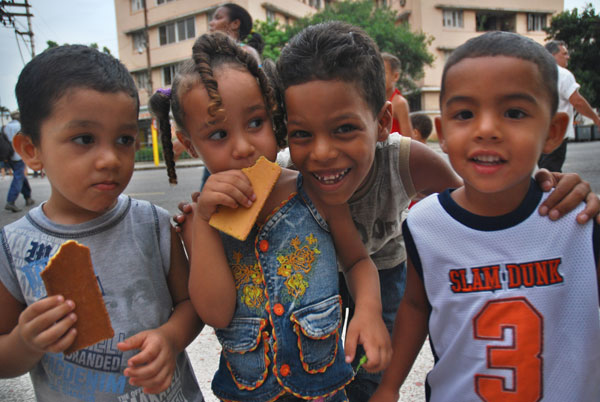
[41,240,114,355]
[209,156,281,241]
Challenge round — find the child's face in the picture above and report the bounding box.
[30,88,138,223]
[285,79,390,206]
[436,56,566,200]
[179,67,278,173]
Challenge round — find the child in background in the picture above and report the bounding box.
[276,21,600,401]
[151,32,390,402]
[371,31,600,402]
[0,45,203,401]
[381,52,413,138]
[409,112,433,144]
[408,112,433,207]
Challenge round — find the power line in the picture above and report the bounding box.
[1,0,34,58]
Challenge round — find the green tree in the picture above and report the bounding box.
[252,19,291,61]
[44,41,111,55]
[254,0,433,91]
[545,3,600,108]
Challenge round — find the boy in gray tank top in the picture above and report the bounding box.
[0,45,203,401]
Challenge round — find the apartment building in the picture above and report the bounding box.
[388,0,563,131]
[114,0,323,128]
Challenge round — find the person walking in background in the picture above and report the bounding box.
[4,110,34,212]
[381,53,413,138]
[538,40,600,172]
[209,2,264,61]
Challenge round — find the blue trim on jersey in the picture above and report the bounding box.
[438,178,542,231]
[402,219,422,278]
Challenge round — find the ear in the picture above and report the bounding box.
[175,131,199,158]
[542,112,568,154]
[376,101,393,142]
[229,18,241,34]
[13,133,44,171]
[434,116,448,154]
[392,71,400,84]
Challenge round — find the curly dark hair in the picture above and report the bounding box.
[149,32,285,184]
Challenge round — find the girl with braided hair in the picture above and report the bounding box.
[150,32,391,402]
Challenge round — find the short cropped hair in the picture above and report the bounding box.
[545,40,567,55]
[381,52,401,73]
[15,45,139,145]
[277,21,385,118]
[440,31,558,114]
[410,113,433,140]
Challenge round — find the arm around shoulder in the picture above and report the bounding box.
[408,139,462,196]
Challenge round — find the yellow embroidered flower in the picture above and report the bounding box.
[306,233,317,245]
[242,285,264,309]
[285,272,308,299]
[276,233,321,300]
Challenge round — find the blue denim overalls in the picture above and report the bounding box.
[211,175,354,402]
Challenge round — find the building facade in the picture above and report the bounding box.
[114,0,323,131]
[389,0,564,127]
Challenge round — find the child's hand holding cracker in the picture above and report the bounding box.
[17,295,77,355]
[196,170,256,221]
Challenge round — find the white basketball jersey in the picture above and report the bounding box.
[404,183,600,402]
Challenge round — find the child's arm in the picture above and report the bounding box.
[117,226,203,394]
[391,95,413,139]
[369,258,429,402]
[187,170,255,328]
[323,204,392,373]
[0,281,77,377]
[408,140,600,223]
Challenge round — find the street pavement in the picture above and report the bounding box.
[1,139,600,401]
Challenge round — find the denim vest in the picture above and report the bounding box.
[212,175,354,402]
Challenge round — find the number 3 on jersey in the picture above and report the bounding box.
[473,297,543,402]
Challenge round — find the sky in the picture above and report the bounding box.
[0,0,597,119]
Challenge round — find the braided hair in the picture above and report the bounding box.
[149,32,286,184]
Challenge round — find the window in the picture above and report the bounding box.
[156,0,175,4]
[134,71,150,91]
[476,12,516,32]
[266,9,275,22]
[443,10,463,28]
[159,17,195,46]
[132,31,146,53]
[162,63,181,86]
[131,0,145,12]
[528,13,546,31]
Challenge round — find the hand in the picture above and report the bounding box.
[173,191,200,234]
[117,328,177,394]
[535,169,599,224]
[17,295,77,354]
[196,170,256,221]
[344,310,392,373]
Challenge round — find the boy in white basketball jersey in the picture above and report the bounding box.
[370,31,600,402]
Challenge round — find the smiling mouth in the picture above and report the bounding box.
[312,168,350,185]
[471,155,505,165]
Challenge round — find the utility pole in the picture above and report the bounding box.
[143,0,153,94]
[1,0,35,59]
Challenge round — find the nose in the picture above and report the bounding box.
[310,134,337,163]
[96,145,121,170]
[231,134,255,160]
[475,113,501,142]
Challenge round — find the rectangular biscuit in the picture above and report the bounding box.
[209,156,281,241]
[41,240,114,355]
